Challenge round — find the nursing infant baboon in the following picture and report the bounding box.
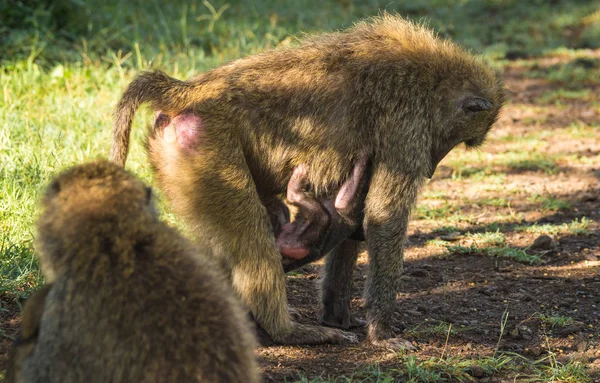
[111,14,504,347]
[6,161,260,382]
[275,154,369,271]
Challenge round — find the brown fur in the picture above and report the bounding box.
[5,284,53,383]
[9,160,260,382]
[111,14,504,345]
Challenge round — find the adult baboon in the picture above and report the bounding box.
[111,14,504,346]
[7,161,260,382]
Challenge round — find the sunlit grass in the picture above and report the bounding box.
[529,57,600,91]
[446,244,541,265]
[444,150,562,177]
[515,217,591,236]
[295,353,516,383]
[466,231,506,246]
[295,352,591,383]
[0,60,154,296]
[528,193,572,211]
[538,88,593,104]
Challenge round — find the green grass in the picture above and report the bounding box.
[0,60,153,299]
[528,194,572,211]
[415,203,456,220]
[466,231,506,246]
[294,352,592,382]
[515,217,591,236]
[3,0,600,67]
[538,88,592,104]
[428,217,591,264]
[446,244,541,265]
[535,313,575,328]
[294,353,516,383]
[529,57,600,90]
[538,360,591,383]
[478,197,510,207]
[565,121,600,139]
[431,230,542,264]
[426,238,452,247]
[443,150,562,177]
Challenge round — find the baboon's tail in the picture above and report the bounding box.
[110,70,200,166]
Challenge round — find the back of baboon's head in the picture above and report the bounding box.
[36,160,154,280]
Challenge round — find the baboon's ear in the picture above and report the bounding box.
[145,187,153,205]
[462,96,493,113]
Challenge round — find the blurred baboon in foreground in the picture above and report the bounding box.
[111,14,504,347]
[6,160,259,382]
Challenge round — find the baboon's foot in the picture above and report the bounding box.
[367,322,415,350]
[322,295,365,330]
[272,323,358,345]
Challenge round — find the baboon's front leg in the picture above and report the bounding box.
[363,168,421,349]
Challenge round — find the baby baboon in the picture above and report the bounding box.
[111,14,504,346]
[276,155,370,272]
[9,160,260,382]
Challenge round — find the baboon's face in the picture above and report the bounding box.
[456,94,502,148]
[428,77,504,178]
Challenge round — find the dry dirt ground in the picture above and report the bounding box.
[1,59,599,382]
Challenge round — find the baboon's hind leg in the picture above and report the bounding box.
[321,240,365,330]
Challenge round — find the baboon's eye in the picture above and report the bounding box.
[462,96,493,113]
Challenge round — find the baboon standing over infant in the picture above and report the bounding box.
[111,14,504,347]
[6,161,259,383]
